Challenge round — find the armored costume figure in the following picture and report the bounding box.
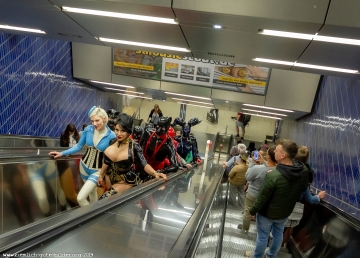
[107,109,120,131]
[173,117,202,164]
[131,126,144,143]
[140,116,179,175]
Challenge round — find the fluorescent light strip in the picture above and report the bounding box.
[242,108,287,116]
[260,29,360,46]
[243,104,294,112]
[177,102,212,109]
[90,80,134,88]
[117,93,152,99]
[0,24,45,34]
[172,98,213,106]
[62,7,178,24]
[153,215,186,224]
[99,37,190,52]
[104,87,144,94]
[243,112,282,120]
[253,58,358,74]
[165,92,211,100]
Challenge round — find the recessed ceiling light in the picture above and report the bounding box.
[259,29,360,46]
[171,98,213,106]
[225,101,229,103]
[104,87,144,94]
[90,80,134,88]
[213,25,222,29]
[243,104,294,112]
[176,102,212,109]
[242,108,287,116]
[0,24,45,34]
[117,93,152,99]
[253,58,358,74]
[99,37,190,52]
[242,112,282,120]
[165,92,211,100]
[62,7,178,24]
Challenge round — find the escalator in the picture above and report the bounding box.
[0,132,226,256]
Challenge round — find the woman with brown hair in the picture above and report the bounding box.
[148,104,163,125]
[60,123,80,147]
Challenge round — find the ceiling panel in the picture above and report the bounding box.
[296,41,360,72]
[64,14,188,48]
[0,1,101,44]
[325,0,360,29]
[50,0,174,17]
[173,0,329,23]
[174,9,323,35]
[180,25,311,64]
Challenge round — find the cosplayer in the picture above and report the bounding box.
[173,117,202,164]
[107,109,120,131]
[98,114,167,198]
[140,116,179,176]
[166,126,192,169]
[131,126,144,143]
[49,106,116,206]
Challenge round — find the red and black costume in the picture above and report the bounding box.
[140,116,179,175]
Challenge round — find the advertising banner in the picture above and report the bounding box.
[113,48,271,95]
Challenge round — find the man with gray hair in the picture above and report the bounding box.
[249,139,309,258]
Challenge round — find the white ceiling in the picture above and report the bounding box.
[1,0,359,120]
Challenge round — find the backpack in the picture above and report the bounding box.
[242,114,251,126]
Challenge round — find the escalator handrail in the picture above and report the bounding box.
[167,166,225,258]
[0,169,192,253]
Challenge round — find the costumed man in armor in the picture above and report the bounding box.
[107,109,120,131]
[49,106,116,206]
[173,117,202,164]
[166,126,192,170]
[140,116,179,178]
[98,114,167,198]
[131,126,144,143]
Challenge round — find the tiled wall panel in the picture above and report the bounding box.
[0,32,122,137]
[279,76,360,220]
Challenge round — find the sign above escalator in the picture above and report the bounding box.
[113,48,271,95]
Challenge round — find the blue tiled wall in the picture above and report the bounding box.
[0,32,122,137]
[279,76,360,220]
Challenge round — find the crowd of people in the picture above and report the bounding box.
[223,139,326,258]
[50,104,202,207]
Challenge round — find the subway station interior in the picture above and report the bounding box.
[0,1,360,257]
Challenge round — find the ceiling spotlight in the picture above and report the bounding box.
[243,104,294,112]
[104,87,144,94]
[99,37,190,52]
[253,58,359,74]
[0,24,45,34]
[171,98,213,106]
[165,92,211,100]
[90,80,134,88]
[117,93,152,99]
[242,112,282,120]
[62,7,178,24]
[213,25,222,29]
[242,108,287,116]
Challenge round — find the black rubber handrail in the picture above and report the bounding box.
[0,169,191,254]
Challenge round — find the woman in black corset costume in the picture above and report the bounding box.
[97,114,167,198]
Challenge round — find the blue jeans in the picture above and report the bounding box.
[254,213,287,258]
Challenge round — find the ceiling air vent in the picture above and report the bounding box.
[58,33,83,38]
[208,52,235,58]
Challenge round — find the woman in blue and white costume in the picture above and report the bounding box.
[49,106,116,206]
